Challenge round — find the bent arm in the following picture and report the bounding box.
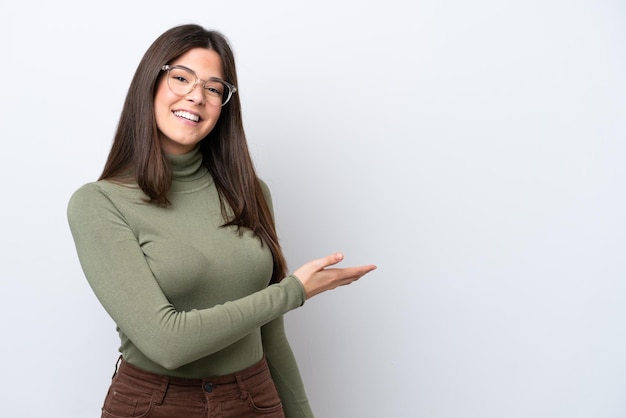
[67,184,305,370]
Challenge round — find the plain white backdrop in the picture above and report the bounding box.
[1,1,624,417]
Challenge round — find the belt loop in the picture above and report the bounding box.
[152,376,170,406]
[235,374,248,400]
[111,355,123,379]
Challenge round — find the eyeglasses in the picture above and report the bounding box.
[161,64,237,106]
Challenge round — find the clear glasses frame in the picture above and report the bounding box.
[161,64,237,106]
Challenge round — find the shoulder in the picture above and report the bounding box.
[258,178,271,198]
[68,182,106,207]
[69,180,118,204]
[257,178,278,218]
[67,181,140,220]
[66,183,105,229]
[257,178,275,207]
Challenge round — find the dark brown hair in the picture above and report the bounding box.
[99,24,287,283]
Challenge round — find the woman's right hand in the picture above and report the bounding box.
[292,253,377,299]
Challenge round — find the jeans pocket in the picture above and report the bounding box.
[246,378,284,415]
[101,381,154,418]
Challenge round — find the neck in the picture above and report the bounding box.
[167,146,210,191]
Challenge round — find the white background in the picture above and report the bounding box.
[1,1,625,417]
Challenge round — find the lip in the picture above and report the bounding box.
[172,109,203,123]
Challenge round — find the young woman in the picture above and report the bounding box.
[67,24,376,418]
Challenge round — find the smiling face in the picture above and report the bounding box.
[154,47,224,155]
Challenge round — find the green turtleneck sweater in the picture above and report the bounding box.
[67,147,313,417]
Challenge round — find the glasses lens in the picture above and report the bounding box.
[166,67,196,96]
[204,79,228,106]
[166,66,231,106]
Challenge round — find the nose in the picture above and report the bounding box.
[186,82,206,104]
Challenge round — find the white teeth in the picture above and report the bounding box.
[174,110,200,122]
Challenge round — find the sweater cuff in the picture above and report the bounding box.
[284,274,307,307]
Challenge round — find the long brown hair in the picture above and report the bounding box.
[100,24,287,283]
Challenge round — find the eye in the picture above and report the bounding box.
[172,74,190,84]
[204,83,223,97]
[168,68,195,85]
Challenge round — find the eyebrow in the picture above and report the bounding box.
[174,64,226,83]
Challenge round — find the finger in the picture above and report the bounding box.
[335,271,370,287]
[326,265,377,280]
[311,252,345,271]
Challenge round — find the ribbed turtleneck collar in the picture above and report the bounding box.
[167,146,211,192]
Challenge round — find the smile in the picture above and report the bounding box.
[173,110,201,122]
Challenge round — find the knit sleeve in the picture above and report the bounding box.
[262,317,315,418]
[257,179,314,416]
[67,183,306,371]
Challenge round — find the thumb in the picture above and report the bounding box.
[294,252,345,279]
[317,252,344,269]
